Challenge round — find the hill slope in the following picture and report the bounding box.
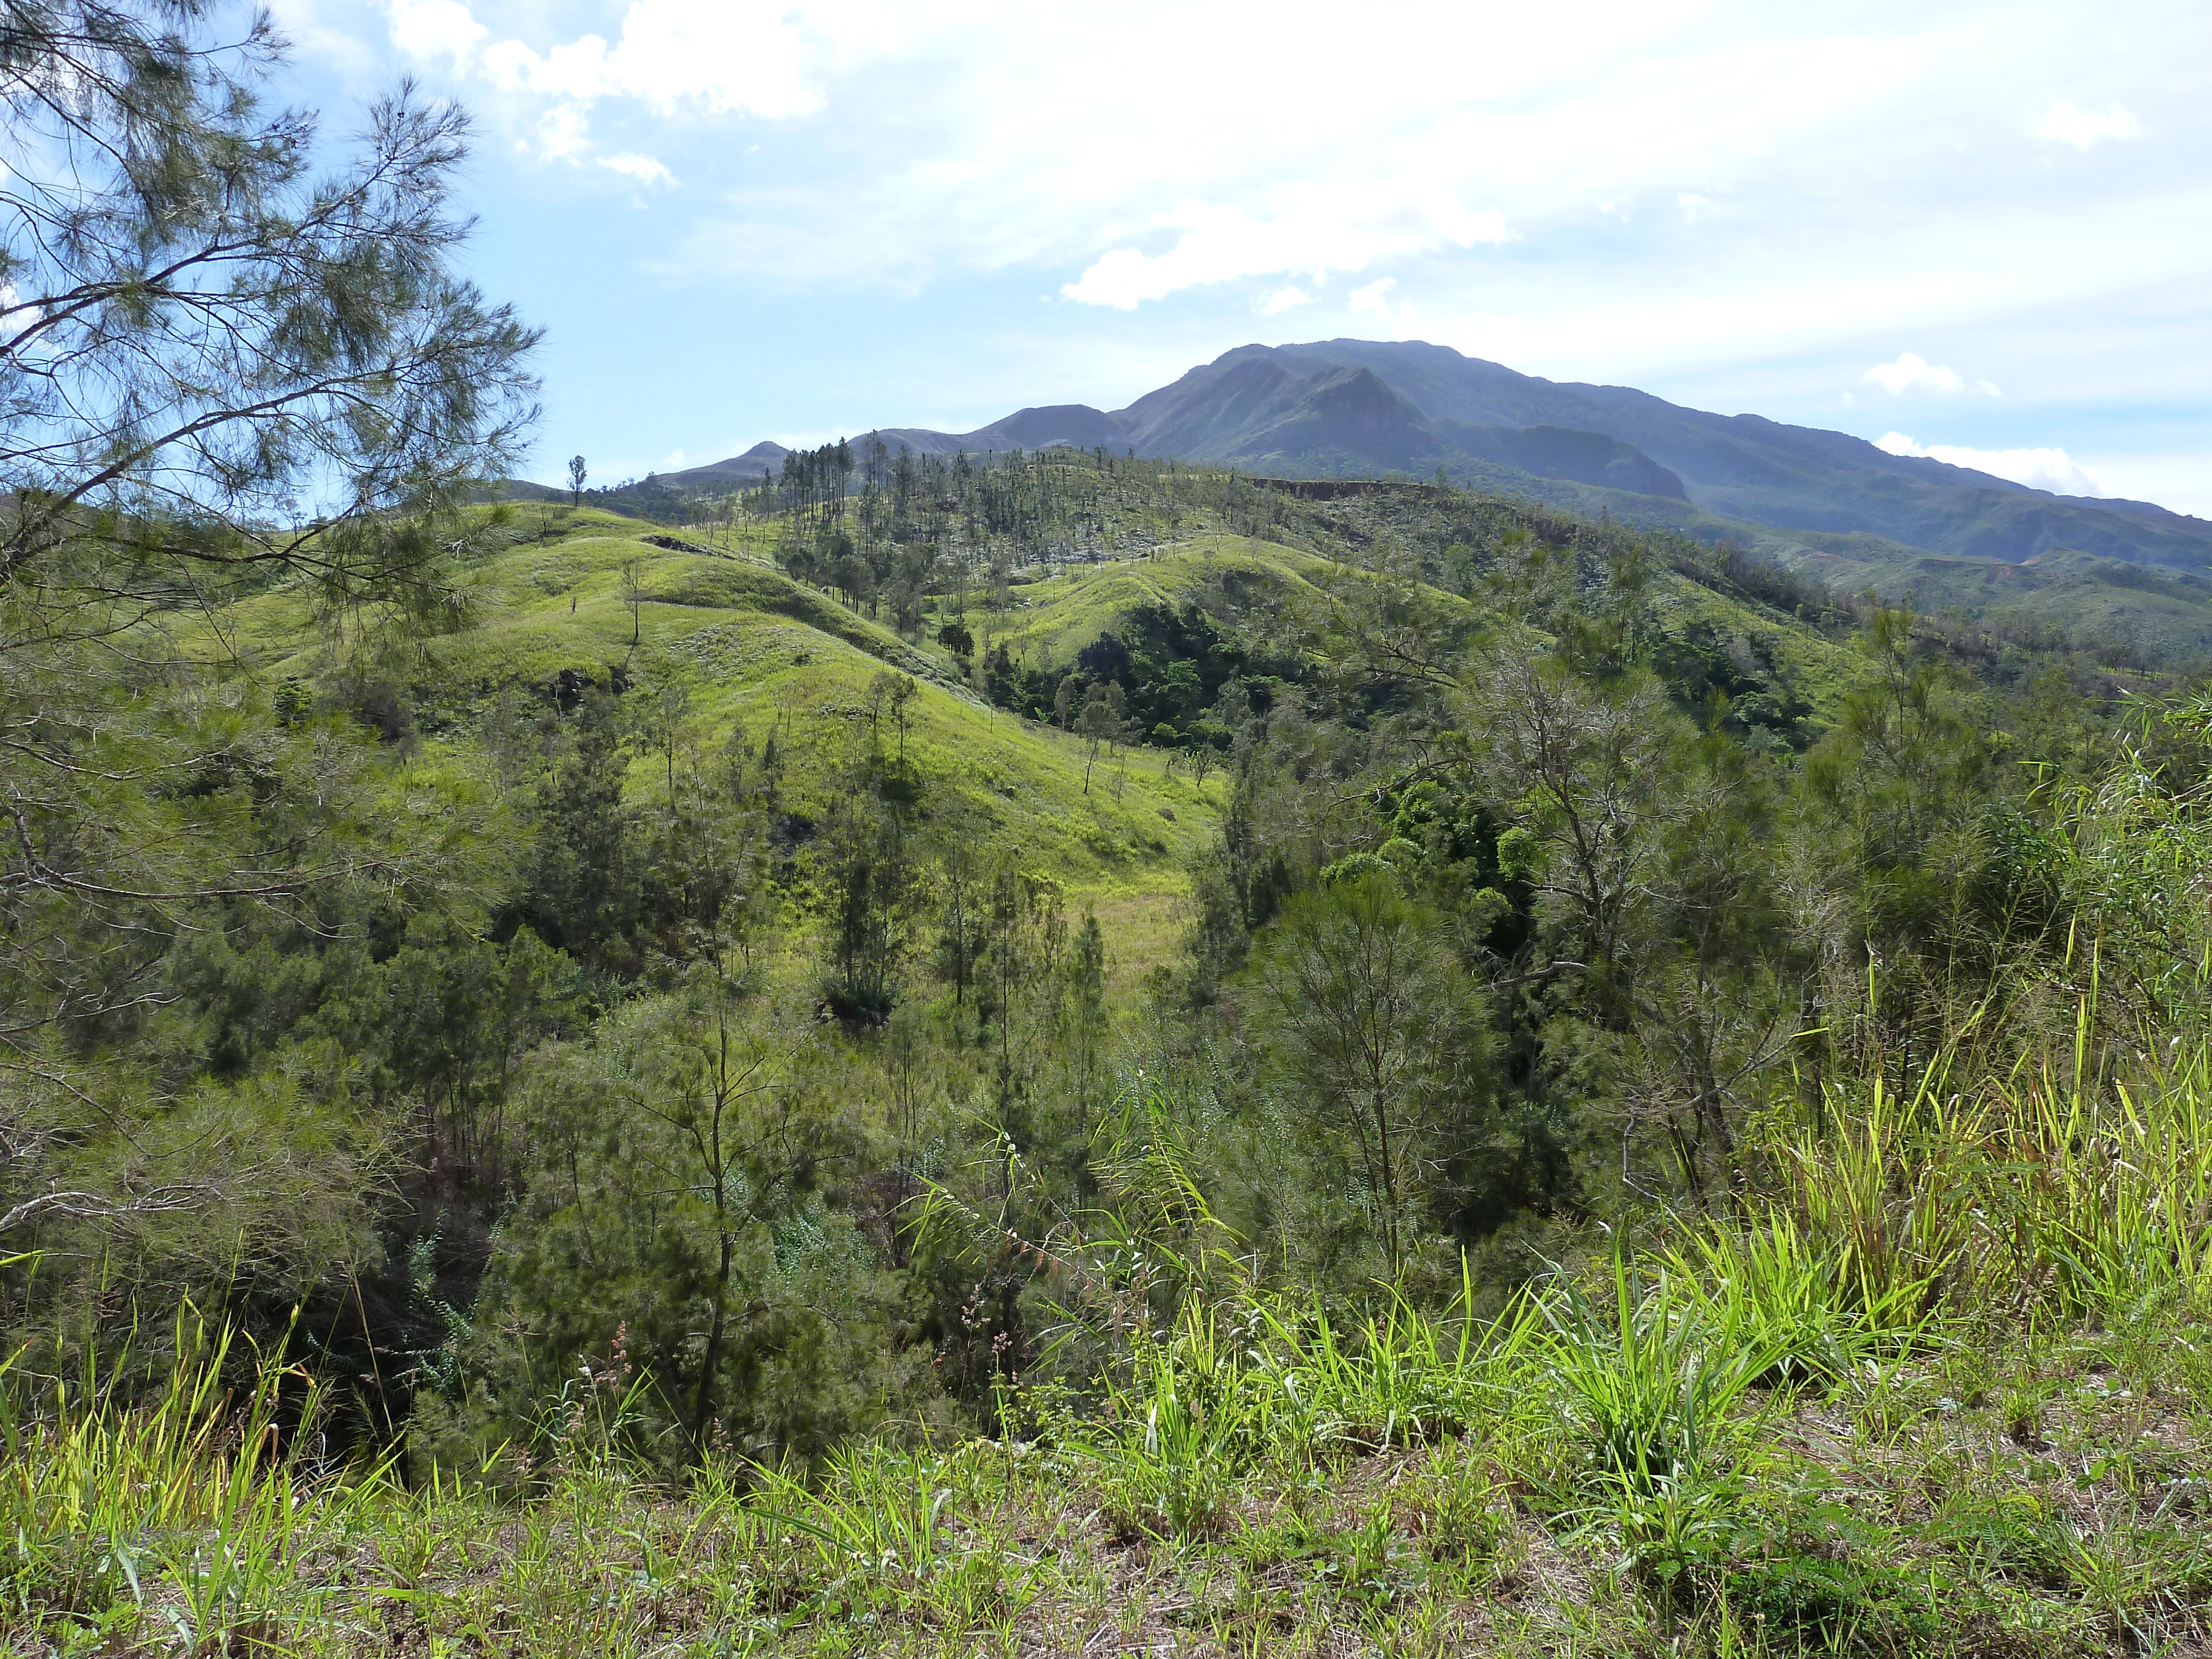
[34,477,2212,1655]
[196,478,1891,938]
[191,509,1232,975]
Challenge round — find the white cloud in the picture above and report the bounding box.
[1877,431,2110,496]
[532,102,591,163]
[1061,197,1504,310]
[388,0,822,163]
[292,0,2212,518]
[387,0,484,65]
[2037,100,2143,151]
[362,2,1978,300]
[1343,276,1423,338]
[600,152,675,186]
[482,3,819,116]
[1349,277,1398,313]
[1866,352,1966,394]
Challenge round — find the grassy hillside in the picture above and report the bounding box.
[972,523,1872,750]
[165,481,1895,1034]
[524,428,2212,671]
[192,508,1225,977]
[1296,468,2212,672]
[1761,540,2212,666]
[981,534,1345,669]
[187,487,1881,954]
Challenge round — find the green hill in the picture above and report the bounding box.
[194,507,1228,980]
[1759,540,2212,665]
[180,470,1918,1002]
[17,461,2212,1659]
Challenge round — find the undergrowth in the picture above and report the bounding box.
[9,491,2186,1657]
[9,1019,2212,1654]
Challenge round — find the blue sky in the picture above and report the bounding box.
[271,0,2211,513]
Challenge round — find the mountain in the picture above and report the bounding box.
[1128,342,2212,571]
[669,367,1690,504]
[964,404,1135,452]
[662,439,789,486]
[670,340,2212,573]
[1436,422,1687,500]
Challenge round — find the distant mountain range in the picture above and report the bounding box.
[662,340,2212,573]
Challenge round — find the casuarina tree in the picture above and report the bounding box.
[0,1,538,1245]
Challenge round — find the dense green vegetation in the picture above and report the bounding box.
[12,437,2212,1652]
[8,9,2212,1654]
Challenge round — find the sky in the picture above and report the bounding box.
[268,0,2212,514]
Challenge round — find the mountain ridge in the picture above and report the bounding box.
[661,339,2212,572]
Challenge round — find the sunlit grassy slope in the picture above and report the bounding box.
[198,505,1877,919]
[981,533,1343,666]
[194,512,1235,979]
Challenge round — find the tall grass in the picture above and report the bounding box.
[1770,1011,2212,1327]
[6,1030,2211,1650]
[1982,1032,2212,1318]
[7,912,2211,1645]
[1018,978,2212,1592]
[1663,1209,1939,1386]
[0,1307,387,1651]
[1032,1265,1516,1542]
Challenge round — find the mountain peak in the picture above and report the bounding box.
[961,404,1130,452]
[659,340,2210,571]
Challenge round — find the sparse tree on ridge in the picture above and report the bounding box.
[1079,686,1113,794]
[622,557,646,653]
[570,454,588,506]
